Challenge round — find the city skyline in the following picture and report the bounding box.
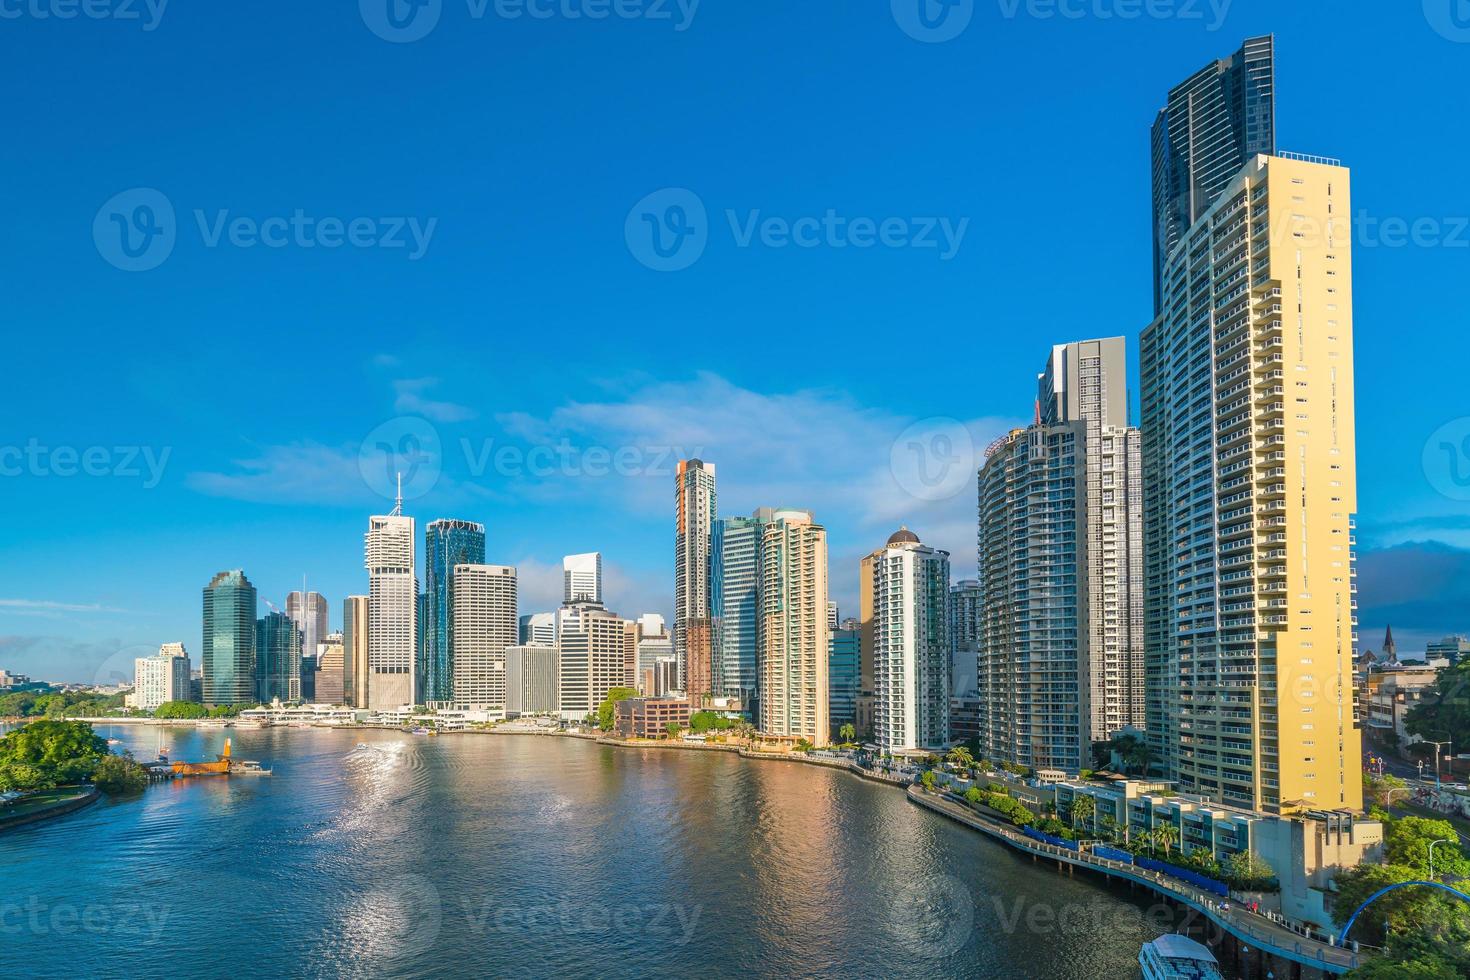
[7,11,1470,684]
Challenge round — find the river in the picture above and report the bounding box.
[0,726,1180,977]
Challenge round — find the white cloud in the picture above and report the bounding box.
[493,372,1021,607]
[187,441,371,505]
[0,599,131,614]
[393,377,477,423]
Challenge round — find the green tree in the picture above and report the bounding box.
[1405,659,1470,748]
[93,752,147,794]
[1383,816,1470,878]
[1363,771,1409,809]
[1223,850,1278,890]
[1334,863,1470,946]
[963,786,983,806]
[0,720,108,791]
[919,770,938,793]
[838,723,856,745]
[794,738,814,753]
[1150,824,1179,858]
[664,721,683,739]
[946,746,974,771]
[1069,794,1095,831]
[597,687,639,731]
[155,701,208,720]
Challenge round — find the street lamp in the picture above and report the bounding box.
[1429,838,1453,881]
[1425,740,1453,787]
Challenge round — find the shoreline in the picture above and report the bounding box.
[27,718,1365,972]
[908,787,1359,977]
[0,786,101,834]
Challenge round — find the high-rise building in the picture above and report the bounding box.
[131,643,192,711]
[563,552,603,604]
[202,570,257,707]
[759,509,829,741]
[343,595,369,708]
[1427,636,1470,666]
[674,458,717,695]
[1141,149,1361,814]
[365,503,417,710]
[256,611,302,703]
[451,564,518,713]
[1151,34,1275,312]
[636,631,674,695]
[948,580,982,698]
[867,528,951,754]
[1039,338,1146,742]
[557,604,633,722]
[976,425,1089,773]
[285,590,329,673]
[712,508,773,712]
[505,645,560,717]
[829,620,860,742]
[519,612,555,647]
[316,633,346,704]
[423,519,487,705]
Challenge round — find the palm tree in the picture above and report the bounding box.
[1099,815,1119,843]
[1152,824,1179,858]
[839,723,856,745]
[946,746,974,771]
[1125,742,1155,777]
[1069,794,1095,832]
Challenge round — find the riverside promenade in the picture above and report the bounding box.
[908,787,1362,976]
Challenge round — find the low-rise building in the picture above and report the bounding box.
[613,697,691,739]
[1362,664,1440,749]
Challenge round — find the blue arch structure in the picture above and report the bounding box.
[1340,880,1470,942]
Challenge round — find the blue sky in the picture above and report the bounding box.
[3,1,1469,682]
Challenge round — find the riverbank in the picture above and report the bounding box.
[907,786,1361,977]
[0,786,100,833]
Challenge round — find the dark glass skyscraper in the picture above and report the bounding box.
[422,519,486,704]
[202,570,257,707]
[1150,34,1275,312]
[256,610,302,703]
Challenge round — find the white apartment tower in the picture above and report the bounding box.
[868,529,951,754]
[1038,337,1146,741]
[451,564,518,713]
[131,643,192,711]
[758,509,829,742]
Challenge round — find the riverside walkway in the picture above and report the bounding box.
[908,787,1362,975]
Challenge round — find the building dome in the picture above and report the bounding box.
[887,526,920,546]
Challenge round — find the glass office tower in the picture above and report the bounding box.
[1151,34,1275,312]
[423,519,486,704]
[202,570,257,707]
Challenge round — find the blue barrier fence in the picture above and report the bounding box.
[1093,845,1134,864]
[1135,856,1229,897]
[1023,827,1079,851]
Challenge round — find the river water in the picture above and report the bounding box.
[0,726,1179,978]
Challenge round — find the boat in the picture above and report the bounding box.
[411,727,430,736]
[1139,934,1223,980]
[230,760,272,776]
[106,738,123,746]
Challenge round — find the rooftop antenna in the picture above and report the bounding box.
[391,472,403,517]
